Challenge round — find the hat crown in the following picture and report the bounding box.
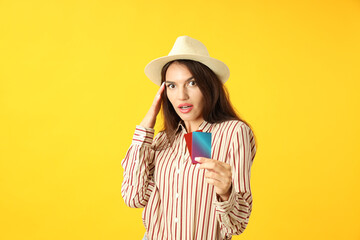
[144,36,230,86]
[168,36,210,57]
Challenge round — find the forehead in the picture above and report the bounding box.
[165,62,193,82]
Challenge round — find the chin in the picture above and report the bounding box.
[178,115,196,122]
[175,110,201,123]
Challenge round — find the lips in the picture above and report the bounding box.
[178,103,193,113]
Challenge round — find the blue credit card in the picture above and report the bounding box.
[192,132,212,164]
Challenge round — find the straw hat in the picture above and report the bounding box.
[144,36,230,86]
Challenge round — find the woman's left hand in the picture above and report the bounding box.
[196,157,232,201]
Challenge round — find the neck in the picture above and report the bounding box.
[184,118,204,133]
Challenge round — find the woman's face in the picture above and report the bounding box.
[165,62,205,125]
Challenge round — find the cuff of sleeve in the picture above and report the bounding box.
[212,184,236,214]
[132,125,155,147]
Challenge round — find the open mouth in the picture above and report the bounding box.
[178,104,194,113]
[180,105,192,109]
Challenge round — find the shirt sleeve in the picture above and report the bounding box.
[121,125,160,208]
[212,123,257,238]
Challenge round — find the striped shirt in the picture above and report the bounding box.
[121,120,256,240]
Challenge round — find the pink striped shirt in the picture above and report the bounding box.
[121,120,256,239]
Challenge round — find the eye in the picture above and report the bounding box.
[167,83,175,89]
[188,80,197,86]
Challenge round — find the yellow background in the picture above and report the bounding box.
[1,0,359,239]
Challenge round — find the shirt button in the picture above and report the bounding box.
[177,169,180,174]
[174,218,178,223]
[176,193,179,198]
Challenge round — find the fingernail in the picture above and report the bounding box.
[161,82,165,86]
[195,157,200,161]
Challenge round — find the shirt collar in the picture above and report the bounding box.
[176,120,213,134]
[175,120,185,133]
[198,120,213,132]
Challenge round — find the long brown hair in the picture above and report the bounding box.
[160,59,256,146]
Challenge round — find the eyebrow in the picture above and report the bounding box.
[165,76,194,84]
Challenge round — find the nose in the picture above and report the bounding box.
[177,86,189,100]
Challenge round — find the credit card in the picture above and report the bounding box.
[184,131,212,164]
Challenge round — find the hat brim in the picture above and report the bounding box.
[144,54,230,86]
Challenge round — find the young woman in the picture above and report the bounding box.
[121,36,257,240]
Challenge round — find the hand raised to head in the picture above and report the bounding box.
[140,82,166,129]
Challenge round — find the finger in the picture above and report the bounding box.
[196,157,218,171]
[202,164,232,179]
[204,174,232,193]
[197,157,231,171]
[196,157,229,168]
[195,157,211,163]
[204,177,228,191]
[204,171,230,183]
[155,82,166,98]
[198,160,227,173]
[217,162,232,173]
[219,161,231,170]
[205,170,232,188]
[198,161,220,172]
[150,82,165,111]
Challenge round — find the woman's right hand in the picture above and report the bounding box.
[140,82,166,129]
